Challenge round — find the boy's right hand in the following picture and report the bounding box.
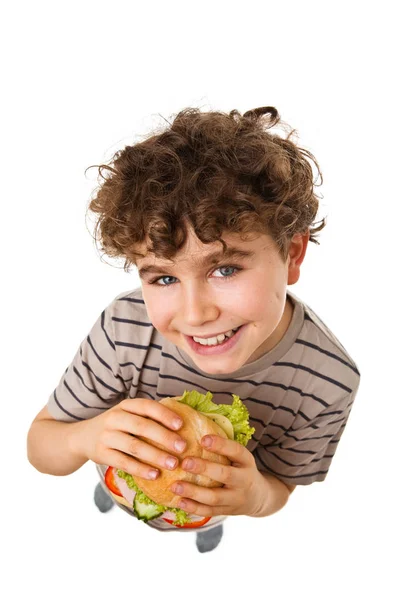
[73,398,186,480]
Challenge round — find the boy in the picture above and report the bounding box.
[26,105,360,553]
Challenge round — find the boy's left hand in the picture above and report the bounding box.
[169,435,267,517]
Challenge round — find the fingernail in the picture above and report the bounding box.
[202,436,212,447]
[173,483,183,494]
[175,439,186,452]
[148,469,159,479]
[172,418,183,430]
[179,500,187,509]
[184,458,194,470]
[165,457,177,469]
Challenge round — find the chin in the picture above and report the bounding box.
[192,356,247,375]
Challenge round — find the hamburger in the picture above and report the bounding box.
[104,389,255,527]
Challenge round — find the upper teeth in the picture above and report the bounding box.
[193,327,239,346]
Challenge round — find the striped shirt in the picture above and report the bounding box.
[47,287,360,531]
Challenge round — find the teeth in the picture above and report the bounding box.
[193,327,240,346]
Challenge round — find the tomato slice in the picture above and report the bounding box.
[104,466,123,497]
[162,516,212,529]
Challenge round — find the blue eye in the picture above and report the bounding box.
[153,275,177,286]
[217,266,237,277]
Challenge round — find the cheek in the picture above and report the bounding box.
[227,275,285,315]
[141,290,174,331]
[227,275,286,329]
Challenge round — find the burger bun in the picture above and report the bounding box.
[131,396,231,507]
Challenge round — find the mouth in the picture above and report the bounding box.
[192,326,241,345]
[184,325,244,356]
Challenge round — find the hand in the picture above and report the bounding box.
[72,398,187,480]
[168,434,267,518]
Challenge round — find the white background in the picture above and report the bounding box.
[1,1,399,599]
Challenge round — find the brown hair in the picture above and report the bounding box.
[86,106,325,271]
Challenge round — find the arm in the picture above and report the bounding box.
[27,399,190,481]
[254,472,295,517]
[27,406,89,476]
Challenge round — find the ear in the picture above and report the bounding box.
[287,232,309,285]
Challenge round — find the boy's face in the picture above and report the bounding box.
[137,227,307,375]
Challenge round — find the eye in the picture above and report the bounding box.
[212,265,241,279]
[150,275,178,286]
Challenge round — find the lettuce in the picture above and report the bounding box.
[179,389,255,446]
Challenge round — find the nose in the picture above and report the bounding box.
[180,282,220,327]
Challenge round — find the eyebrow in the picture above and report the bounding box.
[138,247,255,279]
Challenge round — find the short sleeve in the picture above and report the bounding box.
[46,302,128,422]
[254,385,359,485]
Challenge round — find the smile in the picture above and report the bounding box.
[192,327,240,346]
[184,325,244,356]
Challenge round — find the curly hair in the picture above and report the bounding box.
[86,106,325,271]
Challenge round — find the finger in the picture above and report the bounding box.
[113,411,187,455]
[201,435,254,467]
[181,456,239,486]
[173,497,232,517]
[106,448,161,481]
[169,480,236,507]
[119,397,184,431]
[105,430,180,472]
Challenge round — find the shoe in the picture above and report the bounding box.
[94,482,115,513]
[195,524,224,553]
